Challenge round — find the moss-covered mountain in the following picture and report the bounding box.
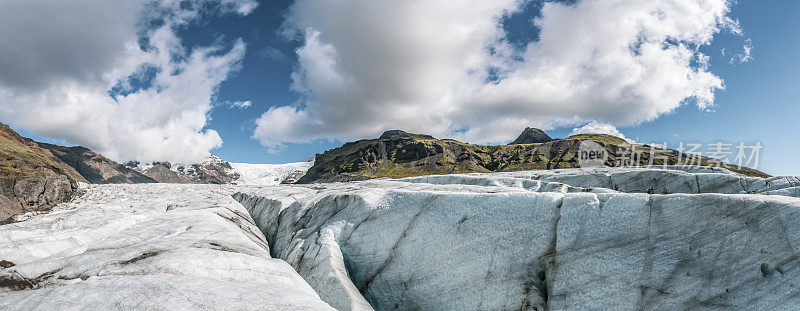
[1,122,156,223]
[296,129,769,183]
[1,123,83,223]
[40,144,156,184]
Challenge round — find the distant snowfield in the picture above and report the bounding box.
[230,161,313,185]
[2,167,800,310]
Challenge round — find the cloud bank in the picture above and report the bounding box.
[570,122,634,144]
[0,0,257,163]
[254,0,741,148]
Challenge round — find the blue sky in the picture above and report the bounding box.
[2,0,798,175]
[616,0,800,176]
[179,0,344,164]
[205,0,798,175]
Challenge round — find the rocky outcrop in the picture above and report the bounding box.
[0,122,176,223]
[39,144,156,184]
[179,156,240,184]
[378,130,435,140]
[141,163,184,184]
[0,170,75,225]
[0,123,83,223]
[297,130,769,183]
[281,170,308,184]
[140,156,240,184]
[509,127,553,144]
[235,167,800,310]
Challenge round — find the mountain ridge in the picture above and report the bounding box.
[296,128,769,183]
[1,122,157,223]
[1,123,82,223]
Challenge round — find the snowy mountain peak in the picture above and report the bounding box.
[130,155,314,186]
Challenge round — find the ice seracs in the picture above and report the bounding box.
[0,183,333,310]
[234,167,800,310]
[230,160,314,186]
[3,166,800,310]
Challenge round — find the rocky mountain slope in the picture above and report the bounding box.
[139,156,240,184]
[1,123,84,223]
[297,129,769,183]
[235,167,800,310]
[137,157,315,186]
[0,123,159,223]
[40,144,155,184]
[138,162,184,183]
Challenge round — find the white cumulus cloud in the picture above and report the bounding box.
[730,39,753,65]
[0,0,257,164]
[570,122,634,143]
[230,100,253,109]
[254,0,742,149]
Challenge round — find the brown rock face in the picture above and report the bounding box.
[0,162,79,224]
[9,172,74,216]
[39,144,156,184]
[1,122,156,223]
[142,163,185,184]
[1,123,85,223]
[281,170,308,184]
[182,157,240,184]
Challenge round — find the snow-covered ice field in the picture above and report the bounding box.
[3,166,800,310]
[0,184,333,310]
[230,161,313,186]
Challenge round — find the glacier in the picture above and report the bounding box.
[233,166,800,310]
[230,161,313,186]
[2,166,800,310]
[0,184,333,310]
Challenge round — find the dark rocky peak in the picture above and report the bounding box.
[509,127,553,145]
[142,163,184,184]
[379,130,434,140]
[152,162,172,170]
[140,156,239,184]
[38,143,156,184]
